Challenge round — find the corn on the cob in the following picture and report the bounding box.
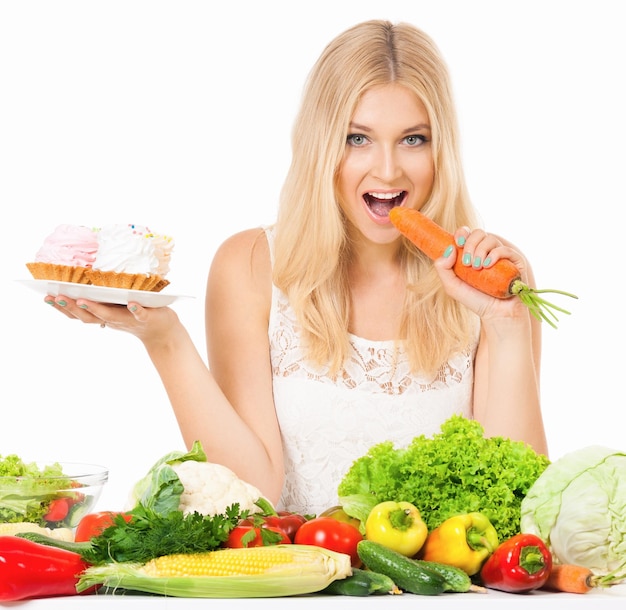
[77,544,352,597]
[0,522,73,541]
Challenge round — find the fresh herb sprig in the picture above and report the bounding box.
[84,503,247,565]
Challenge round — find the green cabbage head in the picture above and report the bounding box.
[520,445,626,576]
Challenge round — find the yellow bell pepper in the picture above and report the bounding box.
[365,501,428,557]
[419,512,499,575]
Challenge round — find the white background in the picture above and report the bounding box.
[1,0,624,511]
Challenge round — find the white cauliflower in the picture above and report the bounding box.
[127,441,273,517]
[172,460,270,517]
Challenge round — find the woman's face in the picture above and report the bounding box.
[337,83,434,244]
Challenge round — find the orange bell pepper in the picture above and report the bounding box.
[420,512,499,575]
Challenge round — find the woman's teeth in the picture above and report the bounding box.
[368,192,403,200]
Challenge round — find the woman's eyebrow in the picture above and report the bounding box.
[348,122,431,133]
[348,122,372,132]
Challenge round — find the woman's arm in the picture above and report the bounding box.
[138,228,284,501]
[472,297,546,456]
[47,228,284,502]
[203,228,285,501]
[434,230,548,456]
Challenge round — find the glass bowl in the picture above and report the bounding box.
[0,461,108,530]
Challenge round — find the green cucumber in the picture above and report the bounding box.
[67,502,92,528]
[16,532,92,555]
[414,559,473,592]
[357,540,447,596]
[320,568,400,596]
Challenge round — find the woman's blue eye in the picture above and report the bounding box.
[404,134,427,146]
[347,134,367,146]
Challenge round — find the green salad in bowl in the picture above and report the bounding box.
[0,453,108,529]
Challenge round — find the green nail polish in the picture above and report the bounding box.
[462,253,471,266]
[456,236,466,246]
[57,300,67,307]
[483,257,492,267]
[45,299,55,305]
[473,256,482,268]
[79,304,88,309]
[443,245,454,258]
[129,305,137,312]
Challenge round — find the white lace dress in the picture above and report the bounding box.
[265,228,477,515]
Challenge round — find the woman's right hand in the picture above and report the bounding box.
[43,294,181,345]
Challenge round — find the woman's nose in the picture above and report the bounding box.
[372,146,402,181]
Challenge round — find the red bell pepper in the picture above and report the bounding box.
[0,535,99,601]
[225,523,291,547]
[261,511,307,542]
[480,533,552,593]
[239,499,308,543]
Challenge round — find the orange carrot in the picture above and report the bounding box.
[388,206,578,328]
[542,563,626,594]
[541,564,595,594]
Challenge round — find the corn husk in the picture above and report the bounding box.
[77,544,352,598]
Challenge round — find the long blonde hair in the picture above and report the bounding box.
[273,20,479,375]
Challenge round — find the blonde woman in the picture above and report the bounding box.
[47,20,546,515]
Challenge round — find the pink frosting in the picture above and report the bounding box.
[34,224,100,267]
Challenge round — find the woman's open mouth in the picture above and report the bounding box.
[364,191,407,217]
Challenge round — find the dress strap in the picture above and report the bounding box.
[262,225,276,267]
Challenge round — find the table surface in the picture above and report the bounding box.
[2,584,625,608]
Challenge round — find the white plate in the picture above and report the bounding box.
[17,279,194,308]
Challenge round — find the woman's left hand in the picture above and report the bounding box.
[44,294,181,344]
[433,227,532,323]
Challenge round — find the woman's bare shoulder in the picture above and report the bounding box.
[214,227,269,256]
[208,227,272,304]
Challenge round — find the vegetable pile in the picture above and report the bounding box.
[5,435,626,600]
[337,415,550,541]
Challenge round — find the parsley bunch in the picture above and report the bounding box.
[84,503,246,565]
[338,415,550,541]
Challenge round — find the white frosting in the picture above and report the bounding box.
[92,224,173,276]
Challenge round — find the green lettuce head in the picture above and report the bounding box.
[338,415,550,541]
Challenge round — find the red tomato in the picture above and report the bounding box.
[74,511,133,542]
[294,516,363,567]
[262,512,307,542]
[43,498,72,522]
[226,525,291,548]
